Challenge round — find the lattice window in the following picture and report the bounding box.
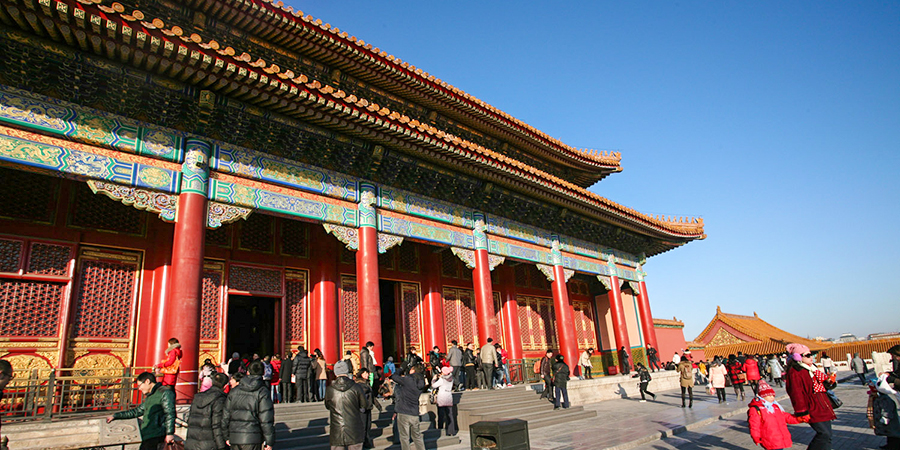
[531,267,550,291]
[441,251,458,278]
[0,167,58,223]
[229,265,282,295]
[397,243,418,273]
[442,289,459,349]
[516,296,558,351]
[0,239,23,273]
[340,276,359,352]
[568,279,590,297]
[443,287,478,346]
[514,265,528,287]
[70,183,146,235]
[573,301,598,350]
[517,298,533,350]
[281,220,309,257]
[340,247,355,265]
[200,269,223,340]
[27,242,72,277]
[399,283,421,353]
[0,279,64,337]
[378,247,395,270]
[285,270,307,343]
[205,223,232,248]
[72,249,140,338]
[238,213,274,252]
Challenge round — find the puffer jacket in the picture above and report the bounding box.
[113,383,175,439]
[727,360,745,385]
[768,358,783,378]
[431,374,454,407]
[222,376,275,445]
[744,358,761,382]
[784,364,835,423]
[185,386,227,450]
[325,376,366,446]
[678,360,694,388]
[748,396,800,449]
[710,364,727,389]
[158,345,182,386]
[552,362,570,389]
[293,350,312,379]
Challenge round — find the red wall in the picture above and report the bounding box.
[654,326,687,364]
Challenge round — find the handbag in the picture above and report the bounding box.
[158,358,180,375]
[429,388,438,405]
[827,390,842,409]
[737,372,747,383]
[157,441,184,450]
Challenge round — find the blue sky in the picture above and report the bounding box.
[292,2,900,340]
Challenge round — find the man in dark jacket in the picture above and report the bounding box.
[447,340,462,391]
[279,350,294,403]
[107,372,175,450]
[619,346,631,375]
[325,360,366,450]
[391,363,426,450]
[186,373,228,450]
[360,341,376,385]
[539,349,554,402]
[223,360,275,450]
[293,347,312,402]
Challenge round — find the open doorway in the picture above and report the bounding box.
[379,280,399,362]
[227,296,276,358]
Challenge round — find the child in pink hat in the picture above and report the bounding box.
[748,380,807,450]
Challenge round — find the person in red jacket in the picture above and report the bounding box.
[748,380,805,450]
[154,337,182,387]
[744,354,762,396]
[784,343,836,450]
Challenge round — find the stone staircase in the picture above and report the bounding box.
[450,385,597,431]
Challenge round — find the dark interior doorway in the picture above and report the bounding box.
[227,296,276,358]
[379,280,399,362]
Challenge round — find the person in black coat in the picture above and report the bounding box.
[552,354,570,410]
[279,350,294,403]
[325,360,367,449]
[356,368,382,448]
[292,347,312,402]
[186,373,229,450]
[619,346,631,375]
[223,361,275,450]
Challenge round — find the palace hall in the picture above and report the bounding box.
[0,0,705,401]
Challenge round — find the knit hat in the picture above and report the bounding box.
[441,366,452,376]
[334,360,351,377]
[757,380,775,398]
[785,343,810,357]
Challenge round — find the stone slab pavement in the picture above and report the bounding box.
[446,372,883,450]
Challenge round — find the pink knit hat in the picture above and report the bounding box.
[441,366,452,376]
[786,343,810,357]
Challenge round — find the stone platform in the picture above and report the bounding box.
[528,370,681,405]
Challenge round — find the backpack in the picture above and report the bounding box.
[263,362,273,380]
[533,359,541,374]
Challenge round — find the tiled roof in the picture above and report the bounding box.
[826,339,900,359]
[695,307,825,359]
[653,317,684,327]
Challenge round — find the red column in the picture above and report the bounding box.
[142,226,173,368]
[472,249,497,346]
[607,275,631,371]
[498,265,523,360]
[551,266,578,370]
[422,249,446,352]
[310,228,339,364]
[636,280,659,351]
[357,225,383,363]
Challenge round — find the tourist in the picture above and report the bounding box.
[474,348,486,390]
[402,346,423,374]
[432,366,457,436]
[647,344,662,372]
[744,354,762,396]
[384,355,397,377]
[227,372,244,394]
[447,340,463,391]
[496,343,512,387]
[727,354,747,401]
[634,363,656,402]
[314,349,327,401]
[293,346,312,402]
[540,349,555,402]
[463,343,477,391]
[480,338,498,389]
[768,354,784,387]
[154,337,182,387]
[709,356,728,403]
[619,346,631,375]
[884,345,900,390]
[820,352,835,375]
[279,349,294,403]
[392,362,427,450]
[185,372,228,450]
[199,358,217,393]
[227,352,242,376]
[428,346,443,379]
[673,351,681,365]
[269,355,281,403]
[223,360,275,450]
[0,360,12,450]
[579,348,594,379]
[552,354,570,410]
[355,368,381,448]
[360,341,377,385]
[325,360,366,450]
[106,372,175,450]
[678,356,694,408]
[784,343,835,450]
[851,353,868,385]
[748,380,805,450]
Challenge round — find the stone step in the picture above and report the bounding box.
[13,432,99,449]
[2,418,97,432]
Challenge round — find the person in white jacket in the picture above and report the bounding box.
[579,348,594,379]
[431,366,457,436]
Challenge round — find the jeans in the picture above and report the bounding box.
[582,365,592,379]
[397,413,425,450]
[649,357,662,372]
[270,384,280,403]
[465,366,476,389]
[716,387,727,402]
[857,372,868,384]
[554,386,569,408]
[681,386,693,406]
[639,381,654,400]
[808,420,832,450]
[317,379,326,400]
[499,365,511,385]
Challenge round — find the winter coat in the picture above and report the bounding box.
[113,383,175,439]
[480,344,497,365]
[552,362,570,389]
[222,376,276,445]
[726,360,745,385]
[678,360,694,388]
[158,344,182,386]
[315,357,327,380]
[325,376,366,446]
[744,358,761,382]
[270,360,281,385]
[784,364,836,424]
[748,396,800,449]
[392,371,426,416]
[360,347,376,373]
[540,356,553,379]
[709,364,727,389]
[871,393,900,438]
[637,367,652,383]
[579,351,593,368]
[228,359,242,376]
[851,356,867,374]
[185,386,227,450]
[280,354,293,382]
[293,350,312,379]
[447,346,463,366]
[463,349,475,366]
[431,374,454,407]
[768,358,783,378]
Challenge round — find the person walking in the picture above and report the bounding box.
[768,354,785,387]
[280,349,294,403]
[727,354,747,401]
[744,354,762,396]
[820,352,835,375]
[154,337,182,387]
[360,341,377,385]
[647,344,662,372]
[851,353,868,385]
[539,349,555,402]
[619,346,631,375]
[579,348,594,379]
[447,340,463,391]
[186,372,229,450]
[784,343,835,450]
[634,363,656,402]
[391,363,426,450]
[748,380,805,450]
[293,346,312,402]
[463,343,477,391]
[223,360,276,450]
[106,372,175,450]
[710,357,728,403]
[496,344,512,387]
[678,357,694,408]
[479,338,497,390]
[325,360,366,450]
[431,366,457,436]
[552,354,570,410]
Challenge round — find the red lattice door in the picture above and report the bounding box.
[442,287,479,348]
[572,300,598,350]
[285,269,308,355]
[339,275,359,355]
[200,260,225,365]
[516,295,558,352]
[397,282,422,355]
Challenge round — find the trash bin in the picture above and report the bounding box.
[470,418,529,450]
[607,365,618,375]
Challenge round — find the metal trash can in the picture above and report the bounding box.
[470,419,529,450]
[607,365,618,375]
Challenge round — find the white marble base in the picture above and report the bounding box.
[528,370,682,405]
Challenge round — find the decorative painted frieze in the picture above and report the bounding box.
[597,275,612,291]
[378,214,473,248]
[451,247,504,271]
[358,183,378,229]
[379,186,473,228]
[323,224,359,251]
[87,180,177,222]
[537,263,575,282]
[377,234,404,254]
[209,178,357,227]
[473,213,488,251]
[207,202,252,229]
[181,139,211,197]
[628,281,640,293]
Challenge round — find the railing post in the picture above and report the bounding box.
[120,367,132,410]
[43,371,55,421]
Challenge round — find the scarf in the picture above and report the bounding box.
[758,395,784,414]
[798,362,827,393]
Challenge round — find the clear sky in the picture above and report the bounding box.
[290,1,900,341]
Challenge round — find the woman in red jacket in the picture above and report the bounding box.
[744,355,762,396]
[155,337,182,387]
[784,343,835,450]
